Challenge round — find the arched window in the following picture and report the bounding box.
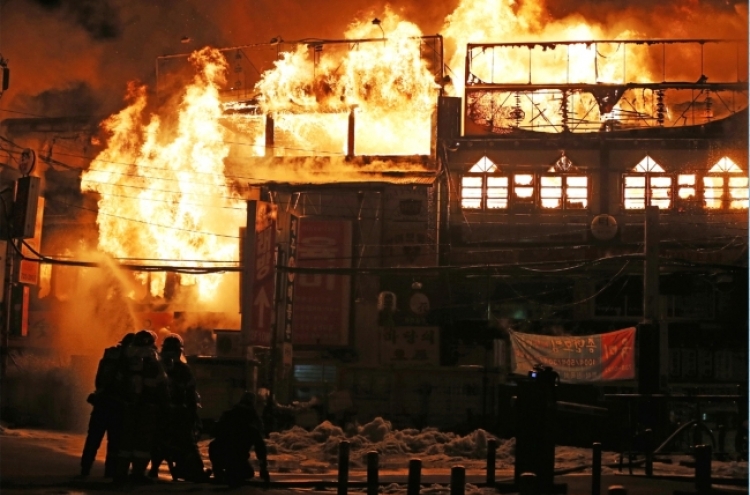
[704,157,748,210]
[623,155,672,209]
[460,156,508,210]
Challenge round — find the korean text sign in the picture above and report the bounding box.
[292,218,352,346]
[509,327,636,382]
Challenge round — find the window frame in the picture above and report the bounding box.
[622,172,674,211]
[539,174,590,210]
[460,172,510,211]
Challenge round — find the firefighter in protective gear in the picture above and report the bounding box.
[79,332,134,478]
[149,334,208,482]
[112,330,169,484]
[209,392,270,487]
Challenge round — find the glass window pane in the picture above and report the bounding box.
[541,198,561,208]
[625,176,645,187]
[487,187,507,199]
[650,176,672,187]
[541,176,562,187]
[566,176,588,187]
[487,176,508,187]
[540,188,562,198]
[625,188,645,199]
[462,176,482,187]
[651,188,671,199]
[625,199,645,209]
[487,199,507,209]
[729,177,749,188]
[652,199,671,209]
[678,187,696,199]
[730,187,749,200]
[567,188,588,199]
[514,174,533,186]
[461,198,481,209]
[515,187,534,198]
[567,198,587,209]
[678,174,695,186]
[704,176,724,188]
[462,188,482,198]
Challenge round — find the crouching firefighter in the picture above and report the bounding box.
[113,330,169,484]
[209,392,270,487]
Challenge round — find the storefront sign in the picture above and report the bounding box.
[379,326,439,365]
[292,218,352,346]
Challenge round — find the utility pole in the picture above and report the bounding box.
[639,206,662,394]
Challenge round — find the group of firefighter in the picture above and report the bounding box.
[78,329,270,487]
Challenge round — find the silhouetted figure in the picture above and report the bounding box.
[112,330,169,484]
[149,334,208,482]
[209,392,270,487]
[79,332,134,478]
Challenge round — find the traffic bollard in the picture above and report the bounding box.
[367,451,378,495]
[486,438,497,486]
[450,465,465,495]
[518,472,537,495]
[337,440,350,495]
[695,444,712,494]
[592,442,602,495]
[608,485,627,495]
[407,458,422,495]
[644,428,653,477]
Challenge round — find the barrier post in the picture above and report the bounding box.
[608,486,627,495]
[518,472,537,495]
[337,440,350,495]
[644,428,653,477]
[450,465,465,495]
[407,459,422,495]
[592,442,602,495]
[366,451,378,495]
[695,444,712,494]
[486,438,497,486]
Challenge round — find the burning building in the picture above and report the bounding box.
[0,0,747,439]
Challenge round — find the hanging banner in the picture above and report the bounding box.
[509,327,636,383]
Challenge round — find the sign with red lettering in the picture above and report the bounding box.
[509,327,636,383]
[241,201,277,347]
[292,218,352,346]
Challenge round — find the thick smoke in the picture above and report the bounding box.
[15,82,102,118]
[31,0,123,40]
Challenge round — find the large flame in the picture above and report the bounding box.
[247,8,439,156]
[81,47,246,302]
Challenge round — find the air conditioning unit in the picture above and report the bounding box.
[214,330,242,358]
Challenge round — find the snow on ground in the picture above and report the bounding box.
[2,417,748,484]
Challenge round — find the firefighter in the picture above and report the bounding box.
[149,334,208,482]
[78,332,134,478]
[112,330,169,484]
[209,392,270,487]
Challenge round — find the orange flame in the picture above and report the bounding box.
[81,47,245,302]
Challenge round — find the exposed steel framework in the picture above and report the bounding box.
[464,39,748,134]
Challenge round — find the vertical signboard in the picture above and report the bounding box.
[292,218,352,346]
[284,214,298,344]
[17,197,44,285]
[241,201,277,347]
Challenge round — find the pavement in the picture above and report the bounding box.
[1,434,748,495]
